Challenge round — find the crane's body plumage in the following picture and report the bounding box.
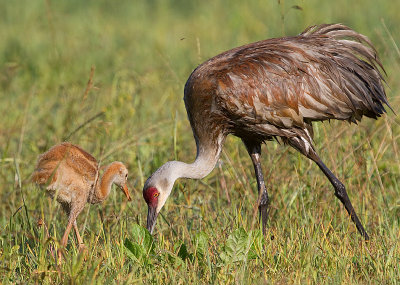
[33,142,131,261]
[183,24,388,155]
[33,143,98,204]
[143,24,391,239]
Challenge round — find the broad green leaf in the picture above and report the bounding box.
[124,238,145,260]
[130,224,154,254]
[220,228,253,264]
[124,224,155,264]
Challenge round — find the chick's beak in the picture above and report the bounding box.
[146,205,158,234]
[122,184,132,201]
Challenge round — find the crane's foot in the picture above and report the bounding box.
[57,239,68,265]
[258,190,270,236]
[78,243,87,256]
[78,243,86,252]
[77,243,88,261]
[259,206,268,236]
[361,230,370,241]
[259,204,269,236]
[57,248,64,265]
[334,191,370,241]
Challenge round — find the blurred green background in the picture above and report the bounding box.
[0,0,399,283]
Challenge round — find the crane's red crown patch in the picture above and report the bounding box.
[143,187,159,207]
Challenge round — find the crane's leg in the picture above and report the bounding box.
[73,221,86,252]
[242,140,269,235]
[58,203,83,263]
[58,218,74,263]
[287,136,369,240]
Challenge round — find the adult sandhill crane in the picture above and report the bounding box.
[143,24,391,240]
[32,142,131,260]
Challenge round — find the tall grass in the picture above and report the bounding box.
[0,0,399,283]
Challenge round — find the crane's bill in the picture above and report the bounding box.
[122,184,132,201]
[146,206,158,234]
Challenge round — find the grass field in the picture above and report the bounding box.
[1,0,400,283]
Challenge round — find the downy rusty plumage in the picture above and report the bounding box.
[144,24,391,239]
[32,142,131,262]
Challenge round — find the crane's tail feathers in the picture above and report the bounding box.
[31,161,60,186]
[302,24,384,73]
[31,168,58,186]
[303,24,394,117]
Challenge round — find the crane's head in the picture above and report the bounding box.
[143,162,177,234]
[112,162,132,201]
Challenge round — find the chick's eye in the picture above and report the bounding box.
[153,193,159,198]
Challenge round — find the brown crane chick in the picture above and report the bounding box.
[32,142,131,260]
[143,24,392,240]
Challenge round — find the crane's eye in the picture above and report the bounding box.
[153,193,159,198]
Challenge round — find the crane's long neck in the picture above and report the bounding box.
[92,164,118,203]
[172,134,225,181]
[146,133,225,213]
[174,149,219,180]
[149,134,225,188]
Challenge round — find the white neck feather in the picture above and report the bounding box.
[145,134,224,212]
[172,152,218,180]
[152,148,221,186]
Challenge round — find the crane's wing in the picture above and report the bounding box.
[32,143,98,186]
[209,24,390,131]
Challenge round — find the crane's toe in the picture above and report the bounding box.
[78,243,86,252]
